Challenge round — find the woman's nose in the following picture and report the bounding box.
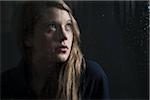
[58,26,67,41]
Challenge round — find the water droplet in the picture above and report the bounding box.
[102,14,105,17]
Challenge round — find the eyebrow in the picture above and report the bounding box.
[67,19,72,23]
[47,21,56,24]
[46,21,55,27]
[47,19,72,25]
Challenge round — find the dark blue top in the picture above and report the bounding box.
[1,60,110,99]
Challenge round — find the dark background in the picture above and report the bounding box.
[1,1,149,99]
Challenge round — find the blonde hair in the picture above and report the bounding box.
[21,1,85,100]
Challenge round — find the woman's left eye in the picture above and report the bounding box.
[65,23,72,31]
[47,22,57,32]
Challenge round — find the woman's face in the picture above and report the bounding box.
[28,7,73,64]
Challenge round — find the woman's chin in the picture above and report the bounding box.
[55,54,69,63]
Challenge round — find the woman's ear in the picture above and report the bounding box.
[24,34,33,47]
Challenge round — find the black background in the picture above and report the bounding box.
[1,1,149,99]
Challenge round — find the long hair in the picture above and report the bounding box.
[20,1,85,99]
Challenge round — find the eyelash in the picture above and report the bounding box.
[65,23,72,31]
[48,23,57,32]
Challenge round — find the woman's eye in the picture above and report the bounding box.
[47,23,57,32]
[65,23,72,31]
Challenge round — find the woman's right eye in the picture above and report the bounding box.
[47,23,57,32]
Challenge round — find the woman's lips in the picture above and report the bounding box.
[56,45,68,53]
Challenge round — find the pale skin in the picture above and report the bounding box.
[24,7,73,96]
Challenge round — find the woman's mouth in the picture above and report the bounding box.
[56,45,68,53]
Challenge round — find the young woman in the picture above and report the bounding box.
[1,0,109,99]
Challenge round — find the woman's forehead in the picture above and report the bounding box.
[39,7,71,23]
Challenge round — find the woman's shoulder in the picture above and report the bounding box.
[1,63,30,98]
[81,59,110,99]
[85,59,108,80]
[1,61,27,88]
[1,65,24,80]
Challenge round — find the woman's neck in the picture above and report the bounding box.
[31,62,61,97]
